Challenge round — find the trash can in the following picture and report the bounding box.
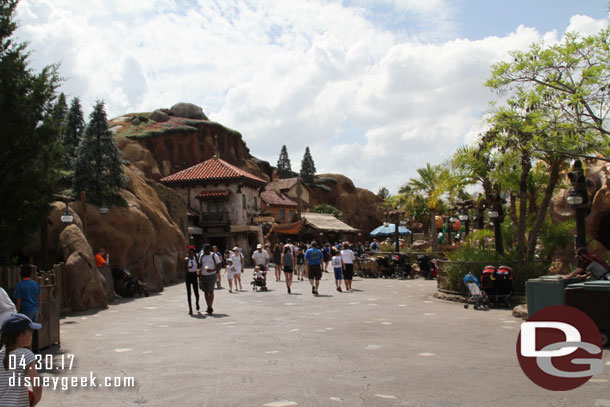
[526,276,568,318]
[565,281,610,346]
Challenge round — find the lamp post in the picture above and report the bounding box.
[567,159,590,249]
[488,204,504,255]
[459,212,469,237]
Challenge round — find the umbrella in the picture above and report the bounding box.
[369,223,411,237]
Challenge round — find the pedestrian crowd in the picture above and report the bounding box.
[182,239,372,315]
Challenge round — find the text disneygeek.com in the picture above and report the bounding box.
[10,372,136,391]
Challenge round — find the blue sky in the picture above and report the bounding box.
[14,0,609,194]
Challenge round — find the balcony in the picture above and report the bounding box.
[200,211,229,226]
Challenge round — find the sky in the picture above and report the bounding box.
[13,0,610,194]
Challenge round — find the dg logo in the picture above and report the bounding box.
[516,305,604,391]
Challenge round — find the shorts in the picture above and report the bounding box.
[343,263,354,280]
[333,267,343,280]
[283,266,293,274]
[308,264,322,280]
[199,274,216,292]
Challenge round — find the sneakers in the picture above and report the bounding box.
[206,307,213,315]
[312,287,316,295]
[337,287,342,292]
[287,286,291,294]
[188,308,193,315]
[229,289,232,293]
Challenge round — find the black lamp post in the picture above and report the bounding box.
[488,195,505,255]
[459,212,469,237]
[567,159,590,250]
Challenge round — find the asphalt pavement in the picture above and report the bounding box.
[39,269,609,407]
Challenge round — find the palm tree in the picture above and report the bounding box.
[407,164,458,251]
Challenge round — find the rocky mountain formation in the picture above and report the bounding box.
[110,102,383,234]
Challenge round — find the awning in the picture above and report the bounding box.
[302,213,359,233]
[230,225,262,233]
[270,220,303,235]
[188,226,203,235]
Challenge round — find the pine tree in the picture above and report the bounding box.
[276,145,292,178]
[0,0,63,263]
[73,100,126,206]
[62,97,85,171]
[300,146,316,184]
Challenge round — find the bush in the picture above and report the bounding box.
[440,246,550,294]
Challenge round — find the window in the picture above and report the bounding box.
[242,194,246,209]
[279,209,285,221]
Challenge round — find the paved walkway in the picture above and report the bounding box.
[40,270,609,406]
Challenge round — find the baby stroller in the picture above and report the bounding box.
[111,265,149,298]
[376,255,394,278]
[417,255,434,280]
[480,265,513,308]
[392,254,412,279]
[463,272,488,310]
[251,268,268,292]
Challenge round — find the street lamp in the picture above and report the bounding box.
[567,159,590,249]
[60,204,74,224]
[459,212,469,237]
[99,202,109,215]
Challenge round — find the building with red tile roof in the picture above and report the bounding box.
[261,175,311,223]
[160,156,268,259]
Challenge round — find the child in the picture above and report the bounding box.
[224,258,236,293]
[0,314,42,406]
[254,265,265,281]
[331,248,344,292]
[296,246,305,281]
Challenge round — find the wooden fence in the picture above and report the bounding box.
[0,264,63,349]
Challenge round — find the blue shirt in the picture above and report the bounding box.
[13,279,40,315]
[305,248,323,266]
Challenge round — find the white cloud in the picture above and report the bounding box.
[13,0,609,194]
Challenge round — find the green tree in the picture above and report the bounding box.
[300,146,316,184]
[276,145,292,178]
[377,186,390,200]
[62,97,85,171]
[0,0,63,263]
[407,164,457,251]
[73,100,126,206]
[310,204,343,221]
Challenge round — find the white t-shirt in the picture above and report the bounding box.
[340,249,355,264]
[0,288,16,326]
[252,250,269,266]
[226,264,235,279]
[0,348,35,407]
[230,253,243,273]
[332,255,342,269]
[185,256,198,273]
[199,253,219,276]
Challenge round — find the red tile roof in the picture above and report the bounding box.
[161,157,267,185]
[261,190,297,207]
[196,190,230,200]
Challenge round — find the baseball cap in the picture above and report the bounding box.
[1,313,41,335]
[227,258,233,263]
[233,247,239,251]
[257,244,263,249]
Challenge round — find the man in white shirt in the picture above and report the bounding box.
[252,243,270,271]
[199,244,221,314]
[340,242,356,291]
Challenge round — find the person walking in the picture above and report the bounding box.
[224,258,236,293]
[230,247,245,291]
[305,241,324,295]
[0,314,43,406]
[281,245,295,294]
[212,245,224,289]
[296,245,305,281]
[13,266,41,324]
[199,244,221,315]
[272,243,283,282]
[184,248,200,315]
[331,248,344,292]
[322,243,331,273]
[252,244,270,272]
[341,242,356,291]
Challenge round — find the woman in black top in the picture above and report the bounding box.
[281,245,295,294]
[273,243,283,282]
